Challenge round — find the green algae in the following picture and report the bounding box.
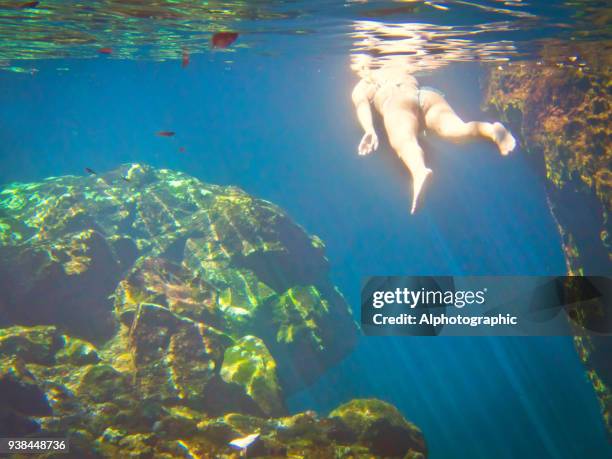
[272,285,330,348]
[484,43,611,275]
[0,325,62,365]
[220,335,283,417]
[78,364,130,404]
[330,399,427,458]
[55,335,100,366]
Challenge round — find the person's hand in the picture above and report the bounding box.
[358,131,379,156]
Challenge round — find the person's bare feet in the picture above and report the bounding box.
[492,122,516,156]
[411,168,433,214]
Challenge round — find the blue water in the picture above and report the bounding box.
[1,4,610,458]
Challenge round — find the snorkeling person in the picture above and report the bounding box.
[351,60,516,213]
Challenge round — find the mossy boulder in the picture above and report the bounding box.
[0,165,422,457]
[330,399,427,458]
[0,164,357,398]
[192,406,427,458]
[484,42,612,440]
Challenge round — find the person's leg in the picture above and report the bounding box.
[419,89,516,155]
[383,107,432,214]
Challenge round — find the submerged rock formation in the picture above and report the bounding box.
[483,42,611,440]
[0,164,426,457]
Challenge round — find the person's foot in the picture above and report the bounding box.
[411,168,433,214]
[492,122,516,156]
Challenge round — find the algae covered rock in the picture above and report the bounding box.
[0,163,357,395]
[0,164,420,457]
[0,325,62,365]
[484,42,612,440]
[0,229,121,343]
[484,43,611,275]
[254,284,358,390]
[189,404,427,458]
[330,399,427,458]
[220,335,284,417]
[55,335,99,366]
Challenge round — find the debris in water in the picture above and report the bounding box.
[425,1,449,10]
[229,432,259,456]
[18,1,39,8]
[212,32,239,49]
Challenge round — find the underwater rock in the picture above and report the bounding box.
[126,301,218,405]
[191,402,427,458]
[0,325,62,365]
[0,230,120,343]
[0,163,358,393]
[250,283,359,390]
[0,164,420,457]
[114,256,220,327]
[55,335,100,366]
[78,364,132,404]
[329,399,427,458]
[0,357,52,437]
[484,44,611,275]
[484,43,612,440]
[220,335,285,417]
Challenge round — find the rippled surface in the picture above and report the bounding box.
[1,2,611,459]
[0,0,610,69]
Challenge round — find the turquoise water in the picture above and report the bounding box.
[1,1,610,458]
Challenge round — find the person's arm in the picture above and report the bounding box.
[351,80,379,155]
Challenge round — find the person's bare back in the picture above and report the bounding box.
[352,64,516,213]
